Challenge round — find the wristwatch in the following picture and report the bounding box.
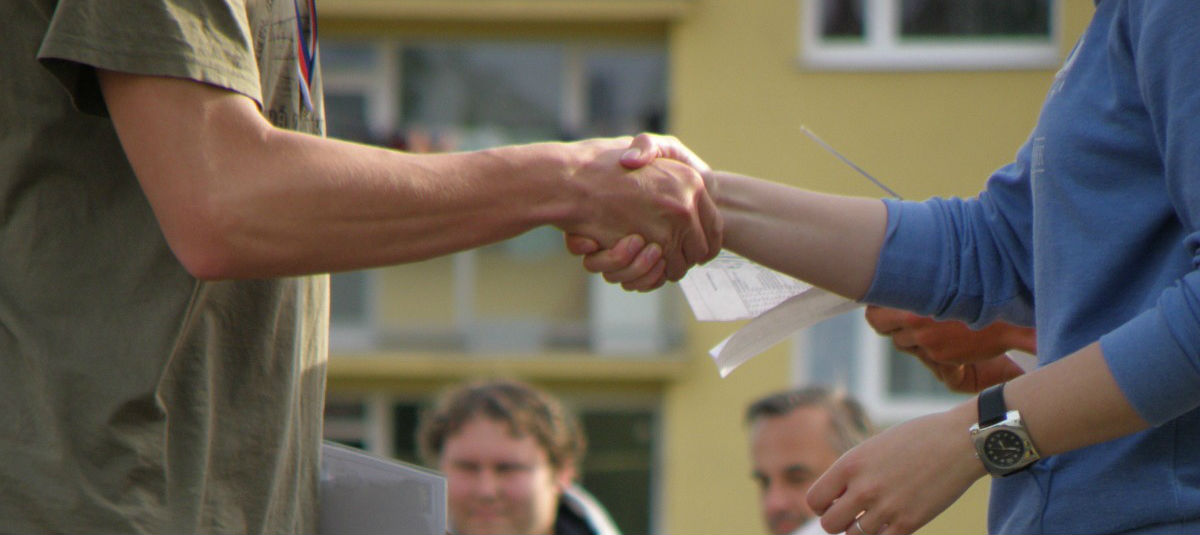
[969,383,1040,477]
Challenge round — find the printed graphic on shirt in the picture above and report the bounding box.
[1031,135,1046,184]
[293,0,319,112]
[1049,34,1084,98]
[248,0,325,135]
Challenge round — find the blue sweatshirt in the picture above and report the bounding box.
[865,2,1200,533]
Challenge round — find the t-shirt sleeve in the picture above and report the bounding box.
[36,0,262,116]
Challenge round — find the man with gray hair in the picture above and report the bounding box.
[746,386,874,535]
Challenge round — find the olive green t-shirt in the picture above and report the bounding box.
[2,1,328,532]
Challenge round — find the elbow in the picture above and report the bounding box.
[174,243,240,281]
[157,200,250,281]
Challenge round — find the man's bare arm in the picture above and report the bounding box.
[98,70,717,280]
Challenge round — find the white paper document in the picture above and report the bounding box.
[678,251,815,322]
[1007,350,1039,372]
[319,441,447,535]
[679,252,861,377]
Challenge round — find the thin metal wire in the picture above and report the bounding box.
[799,125,903,200]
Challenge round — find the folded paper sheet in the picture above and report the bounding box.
[319,441,447,535]
[680,253,1041,377]
[707,287,861,377]
[679,252,861,377]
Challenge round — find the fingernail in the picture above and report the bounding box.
[622,148,642,161]
[627,235,645,253]
[643,244,662,263]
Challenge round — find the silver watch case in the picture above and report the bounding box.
[969,409,1041,477]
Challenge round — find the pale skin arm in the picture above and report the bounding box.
[569,170,886,295]
[573,170,1150,535]
[97,70,720,280]
[813,343,1147,535]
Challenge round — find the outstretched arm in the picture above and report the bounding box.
[98,70,719,280]
[572,170,888,297]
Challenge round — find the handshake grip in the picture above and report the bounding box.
[562,137,722,291]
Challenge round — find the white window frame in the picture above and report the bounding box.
[322,41,394,353]
[853,320,970,424]
[799,0,1063,71]
[791,311,968,426]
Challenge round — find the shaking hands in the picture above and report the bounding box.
[561,133,722,291]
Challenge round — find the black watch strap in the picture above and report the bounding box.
[977,383,1008,427]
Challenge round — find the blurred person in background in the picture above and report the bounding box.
[746,386,874,535]
[418,378,620,535]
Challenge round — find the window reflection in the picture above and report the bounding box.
[400,43,563,146]
[900,0,1050,38]
[805,0,1059,70]
[820,0,866,40]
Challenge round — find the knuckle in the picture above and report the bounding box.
[857,483,883,504]
[841,455,870,478]
[614,248,636,265]
[912,333,933,348]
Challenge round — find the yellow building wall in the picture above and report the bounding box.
[660,1,1094,534]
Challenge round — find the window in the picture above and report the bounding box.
[795,310,969,424]
[321,39,680,356]
[801,0,1061,70]
[327,269,378,352]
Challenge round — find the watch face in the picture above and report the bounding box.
[983,429,1026,468]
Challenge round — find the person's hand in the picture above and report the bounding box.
[864,305,1032,392]
[564,133,721,288]
[563,232,669,291]
[807,404,986,535]
[560,140,720,282]
[565,234,669,292]
[916,354,1026,393]
[864,305,1036,363]
[616,132,712,174]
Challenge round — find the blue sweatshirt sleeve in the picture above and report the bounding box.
[865,156,1036,329]
[1099,3,1200,425]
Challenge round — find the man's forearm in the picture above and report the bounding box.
[100,69,712,280]
[187,130,582,278]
